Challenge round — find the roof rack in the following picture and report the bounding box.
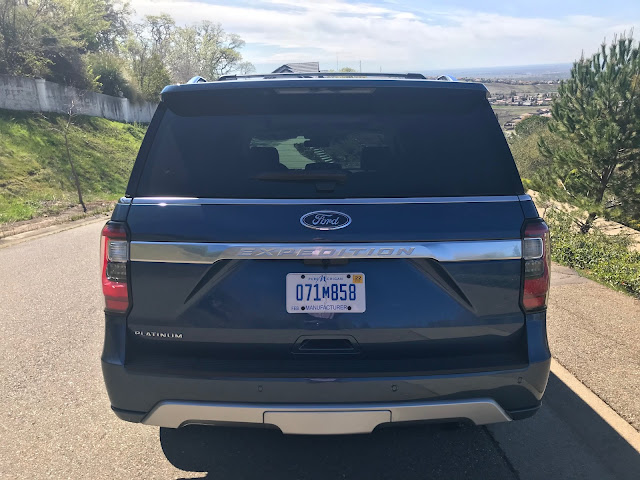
[217,72,427,81]
[186,76,207,84]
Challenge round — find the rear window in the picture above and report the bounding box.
[132,87,523,198]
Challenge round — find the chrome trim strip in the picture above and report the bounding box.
[130,240,522,264]
[142,399,512,432]
[131,195,524,206]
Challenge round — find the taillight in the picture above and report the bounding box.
[101,222,129,313]
[521,220,550,311]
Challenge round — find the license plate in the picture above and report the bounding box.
[286,273,366,313]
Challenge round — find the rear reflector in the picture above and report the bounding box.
[107,240,128,263]
[523,237,544,259]
[522,220,550,311]
[101,222,129,313]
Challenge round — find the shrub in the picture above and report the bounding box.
[508,116,555,180]
[89,53,142,102]
[514,115,549,136]
[546,209,640,297]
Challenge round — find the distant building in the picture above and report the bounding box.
[272,62,320,74]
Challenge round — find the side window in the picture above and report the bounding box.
[137,123,190,194]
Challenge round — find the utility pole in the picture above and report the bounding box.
[359,60,362,72]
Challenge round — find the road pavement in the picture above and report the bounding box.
[547,265,640,430]
[0,221,638,479]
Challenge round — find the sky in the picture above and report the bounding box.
[128,0,640,73]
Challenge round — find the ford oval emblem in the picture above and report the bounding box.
[300,211,352,231]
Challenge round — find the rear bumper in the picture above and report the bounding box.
[102,311,551,432]
[139,398,512,434]
[103,358,549,429]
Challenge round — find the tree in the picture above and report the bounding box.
[0,0,131,89]
[236,61,255,75]
[89,51,138,99]
[45,100,87,212]
[539,34,640,233]
[327,67,357,73]
[64,0,111,53]
[1,4,253,100]
[122,14,173,101]
[144,13,174,57]
[166,21,253,82]
[0,0,57,77]
[92,0,130,53]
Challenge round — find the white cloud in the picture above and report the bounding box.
[267,0,395,16]
[128,0,640,71]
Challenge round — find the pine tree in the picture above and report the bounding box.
[539,34,640,233]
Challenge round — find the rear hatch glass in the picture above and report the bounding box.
[132,85,523,198]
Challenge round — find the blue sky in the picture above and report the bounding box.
[129,0,640,73]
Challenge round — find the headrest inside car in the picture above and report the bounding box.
[249,146,286,170]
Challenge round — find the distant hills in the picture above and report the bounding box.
[421,63,572,81]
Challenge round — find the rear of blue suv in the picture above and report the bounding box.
[101,74,551,435]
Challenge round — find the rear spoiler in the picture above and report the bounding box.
[161,81,490,116]
[162,77,487,100]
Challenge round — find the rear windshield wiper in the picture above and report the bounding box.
[253,171,348,183]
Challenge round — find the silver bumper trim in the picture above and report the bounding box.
[130,240,522,264]
[142,399,512,434]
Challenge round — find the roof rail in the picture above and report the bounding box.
[187,76,207,84]
[217,72,427,81]
[436,75,458,82]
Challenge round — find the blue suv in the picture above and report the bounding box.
[100,72,551,435]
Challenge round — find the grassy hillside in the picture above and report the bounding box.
[492,105,541,127]
[0,109,146,224]
[485,83,558,96]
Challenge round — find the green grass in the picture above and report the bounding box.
[547,210,640,298]
[0,109,146,224]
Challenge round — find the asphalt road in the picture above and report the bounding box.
[547,266,640,430]
[0,221,638,479]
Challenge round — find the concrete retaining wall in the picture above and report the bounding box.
[0,75,156,123]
